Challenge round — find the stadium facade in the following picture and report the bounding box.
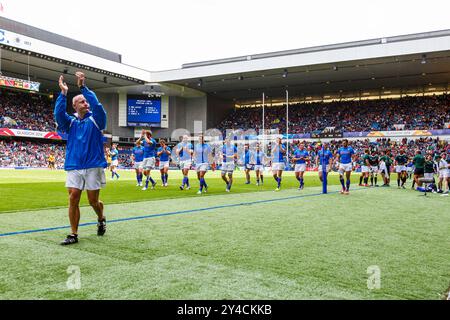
[0,16,449,144]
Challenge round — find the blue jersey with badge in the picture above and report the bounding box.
[272,144,286,163]
[338,146,355,164]
[176,142,193,161]
[318,149,333,165]
[255,151,265,165]
[110,148,119,161]
[132,146,144,162]
[293,149,309,164]
[157,146,171,162]
[143,138,157,158]
[194,143,211,164]
[244,150,252,165]
[222,144,237,163]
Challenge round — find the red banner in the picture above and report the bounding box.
[0,128,62,140]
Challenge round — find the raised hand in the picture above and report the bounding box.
[75,71,86,88]
[59,75,68,95]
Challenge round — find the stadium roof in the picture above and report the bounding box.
[0,17,122,63]
[0,19,449,102]
[151,29,450,103]
[0,17,149,93]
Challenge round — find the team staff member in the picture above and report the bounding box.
[54,72,107,245]
[105,147,112,169]
[48,152,56,170]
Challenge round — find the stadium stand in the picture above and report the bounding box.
[0,89,55,132]
[0,139,65,168]
[0,87,448,169]
[218,94,450,134]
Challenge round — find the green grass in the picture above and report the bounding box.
[0,169,353,213]
[0,169,449,299]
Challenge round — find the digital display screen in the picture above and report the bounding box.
[127,95,161,127]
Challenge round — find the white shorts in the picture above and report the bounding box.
[134,161,143,170]
[379,164,388,174]
[66,168,106,191]
[406,167,413,172]
[339,163,353,174]
[396,166,406,173]
[180,160,192,170]
[439,170,449,179]
[111,159,118,167]
[159,161,170,170]
[424,173,434,180]
[272,162,285,171]
[370,166,379,173]
[221,162,235,173]
[294,163,307,172]
[196,163,208,172]
[318,165,330,172]
[142,157,156,170]
[361,166,370,173]
[244,164,253,170]
[254,165,264,171]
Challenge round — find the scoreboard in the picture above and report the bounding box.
[127,95,161,127]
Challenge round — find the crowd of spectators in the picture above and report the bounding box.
[218,94,450,134]
[1,88,449,169]
[1,88,449,136]
[0,89,55,132]
[0,139,65,168]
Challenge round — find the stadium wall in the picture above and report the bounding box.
[185,97,208,134]
[206,95,234,129]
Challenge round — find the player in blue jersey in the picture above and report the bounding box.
[193,134,213,194]
[157,139,171,187]
[291,142,309,190]
[55,72,107,245]
[271,137,286,191]
[108,143,120,180]
[254,143,266,186]
[136,129,157,190]
[176,135,193,190]
[335,139,355,195]
[221,138,238,192]
[243,144,253,184]
[316,143,333,183]
[131,140,145,186]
